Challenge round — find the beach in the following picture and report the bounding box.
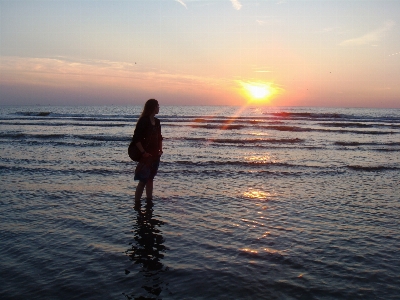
[1,105,399,299]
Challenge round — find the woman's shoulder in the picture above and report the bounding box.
[138,116,160,126]
[137,116,150,124]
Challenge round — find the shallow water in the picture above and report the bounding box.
[0,105,399,299]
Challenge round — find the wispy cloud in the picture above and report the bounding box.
[175,0,187,9]
[256,17,281,26]
[317,26,340,33]
[340,20,395,46]
[0,56,231,93]
[1,55,251,105]
[230,0,242,10]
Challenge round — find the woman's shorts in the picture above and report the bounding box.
[134,157,160,184]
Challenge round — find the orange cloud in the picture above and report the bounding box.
[0,56,246,105]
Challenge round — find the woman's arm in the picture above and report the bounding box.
[135,141,152,157]
[132,118,146,143]
[158,118,163,156]
[135,141,145,154]
[133,117,152,157]
[159,139,163,156]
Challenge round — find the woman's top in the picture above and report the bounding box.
[132,116,162,156]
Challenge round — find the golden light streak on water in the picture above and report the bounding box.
[240,248,258,254]
[244,154,278,164]
[242,188,277,200]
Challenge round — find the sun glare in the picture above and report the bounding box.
[240,81,280,104]
[249,85,270,99]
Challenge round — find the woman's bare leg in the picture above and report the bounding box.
[135,181,145,203]
[146,179,154,200]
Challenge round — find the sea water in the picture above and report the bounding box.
[0,105,399,299]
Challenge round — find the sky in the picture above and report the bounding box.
[1,0,400,108]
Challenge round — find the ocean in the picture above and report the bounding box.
[0,105,399,299]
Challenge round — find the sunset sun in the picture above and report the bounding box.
[248,85,271,99]
[240,81,280,104]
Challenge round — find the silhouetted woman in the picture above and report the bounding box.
[132,99,163,203]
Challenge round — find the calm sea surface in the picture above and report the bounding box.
[0,105,399,299]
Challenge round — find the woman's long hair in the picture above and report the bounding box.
[139,99,159,119]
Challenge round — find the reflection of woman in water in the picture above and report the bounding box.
[132,99,163,203]
[124,200,167,299]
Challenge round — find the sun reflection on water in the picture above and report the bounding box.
[242,189,275,200]
[245,154,278,164]
[240,248,259,254]
[240,247,284,255]
[249,131,270,136]
[243,190,269,199]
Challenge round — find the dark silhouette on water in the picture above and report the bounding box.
[124,199,168,300]
[132,99,163,203]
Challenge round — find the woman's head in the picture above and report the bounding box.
[140,99,159,118]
